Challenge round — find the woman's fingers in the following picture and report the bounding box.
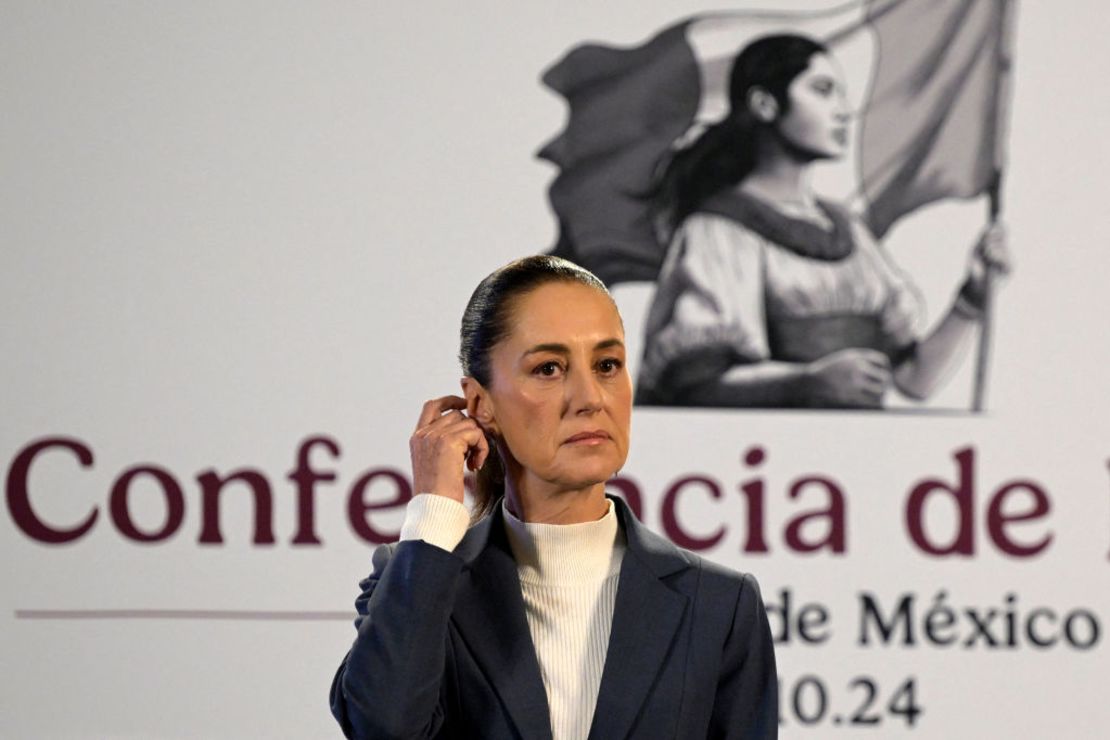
[974,222,1013,275]
[810,348,892,405]
[414,395,468,431]
[859,370,890,396]
[415,409,468,436]
[860,368,891,390]
[439,417,489,473]
[420,412,489,464]
[465,428,491,473]
[984,235,1012,275]
[856,350,891,371]
[851,350,892,385]
[414,413,482,455]
[410,396,491,499]
[852,351,891,398]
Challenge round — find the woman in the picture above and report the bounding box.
[330,255,777,739]
[636,34,1010,408]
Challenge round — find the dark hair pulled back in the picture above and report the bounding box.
[654,34,827,231]
[459,254,611,520]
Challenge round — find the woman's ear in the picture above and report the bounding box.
[747,87,779,123]
[461,377,497,433]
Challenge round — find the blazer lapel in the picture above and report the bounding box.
[451,510,553,740]
[588,500,691,740]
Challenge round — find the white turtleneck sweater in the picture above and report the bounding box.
[399,493,626,740]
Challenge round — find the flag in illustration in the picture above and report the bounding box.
[539,0,1016,284]
[859,0,1015,237]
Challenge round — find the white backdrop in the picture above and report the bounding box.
[3,1,1110,738]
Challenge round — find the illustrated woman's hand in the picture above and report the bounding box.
[410,396,490,503]
[806,348,892,407]
[966,222,1012,292]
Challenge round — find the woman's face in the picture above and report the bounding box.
[776,52,851,159]
[477,281,632,496]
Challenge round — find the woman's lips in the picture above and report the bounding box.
[563,431,611,446]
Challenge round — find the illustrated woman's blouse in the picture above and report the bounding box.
[636,191,922,404]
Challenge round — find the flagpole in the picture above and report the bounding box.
[971,170,1001,413]
[971,0,1017,414]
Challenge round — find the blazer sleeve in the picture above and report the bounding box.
[710,572,779,739]
[329,540,464,739]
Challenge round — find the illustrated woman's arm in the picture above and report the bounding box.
[894,224,1011,400]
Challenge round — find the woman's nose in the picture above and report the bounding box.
[835,95,853,122]
[567,368,604,414]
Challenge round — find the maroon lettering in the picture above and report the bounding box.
[907,447,1054,557]
[906,447,975,556]
[783,476,846,553]
[986,480,1052,556]
[6,437,98,544]
[197,468,276,545]
[287,435,340,545]
[661,475,724,551]
[109,466,185,543]
[738,446,769,553]
[348,468,412,544]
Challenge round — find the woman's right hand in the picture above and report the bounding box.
[410,396,490,503]
[805,349,891,407]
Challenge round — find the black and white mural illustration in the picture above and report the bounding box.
[541,0,1016,410]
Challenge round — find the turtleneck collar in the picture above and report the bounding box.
[502,498,625,585]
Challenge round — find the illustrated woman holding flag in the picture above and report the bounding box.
[635,34,1011,408]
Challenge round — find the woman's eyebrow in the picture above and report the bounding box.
[522,338,624,356]
[523,343,570,356]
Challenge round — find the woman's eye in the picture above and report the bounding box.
[597,358,624,375]
[534,361,563,377]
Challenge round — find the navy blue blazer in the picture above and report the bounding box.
[330,496,777,739]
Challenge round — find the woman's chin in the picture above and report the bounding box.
[550,463,621,492]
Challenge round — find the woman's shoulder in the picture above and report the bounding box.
[685,548,761,597]
[665,212,767,274]
[616,497,761,600]
[675,552,769,636]
[631,520,757,599]
[676,210,766,248]
[674,549,768,632]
